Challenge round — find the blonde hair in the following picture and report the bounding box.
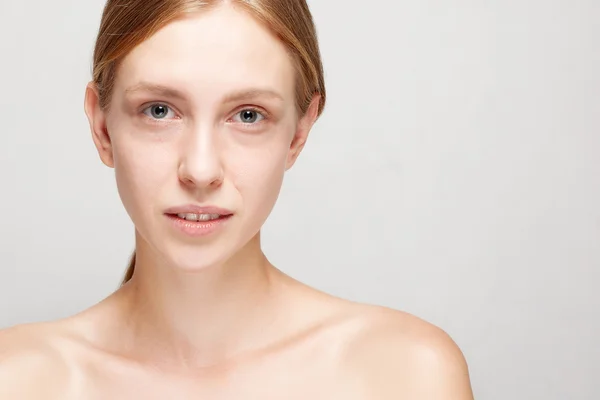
[91,0,326,285]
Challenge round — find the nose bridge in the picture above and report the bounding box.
[179,121,223,187]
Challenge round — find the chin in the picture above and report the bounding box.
[159,239,238,273]
[134,212,263,273]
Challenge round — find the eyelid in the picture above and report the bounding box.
[140,102,182,121]
[230,105,269,121]
[137,102,271,126]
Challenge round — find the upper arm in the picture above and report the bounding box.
[0,326,70,399]
[397,329,474,399]
[343,311,474,399]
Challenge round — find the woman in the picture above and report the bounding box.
[0,0,474,398]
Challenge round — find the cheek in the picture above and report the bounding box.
[227,140,289,213]
[112,135,174,219]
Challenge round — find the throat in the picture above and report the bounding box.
[117,254,282,369]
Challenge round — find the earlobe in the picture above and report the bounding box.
[285,94,321,170]
[84,82,114,168]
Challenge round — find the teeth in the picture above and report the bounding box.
[176,213,222,221]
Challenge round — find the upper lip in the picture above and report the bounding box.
[164,204,234,216]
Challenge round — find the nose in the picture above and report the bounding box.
[177,126,224,190]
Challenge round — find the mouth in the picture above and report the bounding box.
[163,205,234,237]
[171,212,232,222]
[164,205,234,220]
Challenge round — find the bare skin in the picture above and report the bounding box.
[0,4,473,399]
[0,273,473,399]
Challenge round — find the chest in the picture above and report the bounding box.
[74,347,365,400]
[80,362,362,400]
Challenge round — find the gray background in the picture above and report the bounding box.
[1,1,598,398]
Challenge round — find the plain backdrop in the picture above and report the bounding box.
[1,1,598,398]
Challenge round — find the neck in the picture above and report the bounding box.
[115,231,290,369]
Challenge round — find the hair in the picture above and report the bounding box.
[90,0,326,285]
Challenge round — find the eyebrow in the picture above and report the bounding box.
[124,82,186,100]
[222,88,284,103]
[124,82,285,103]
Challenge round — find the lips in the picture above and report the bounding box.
[164,204,234,217]
[175,212,223,222]
[164,205,234,238]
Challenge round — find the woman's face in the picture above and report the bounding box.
[86,5,319,271]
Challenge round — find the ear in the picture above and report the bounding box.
[84,82,114,168]
[286,94,321,170]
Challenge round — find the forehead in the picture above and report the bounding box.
[115,5,296,101]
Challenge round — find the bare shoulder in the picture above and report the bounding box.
[0,322,76,399]
[339,304,474,399]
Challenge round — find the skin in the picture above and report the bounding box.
[0,4,474,399]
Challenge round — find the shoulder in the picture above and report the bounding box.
[339,305,474,399]
[0,322,77,398]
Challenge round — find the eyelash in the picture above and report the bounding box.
[140,103,269,128]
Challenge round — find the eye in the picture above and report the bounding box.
[232,109,265,124]
[142,103,177,120]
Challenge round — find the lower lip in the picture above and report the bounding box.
[166,214,232,237]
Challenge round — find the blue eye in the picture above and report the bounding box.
[143,104,176,120]
[234,109,265,124]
